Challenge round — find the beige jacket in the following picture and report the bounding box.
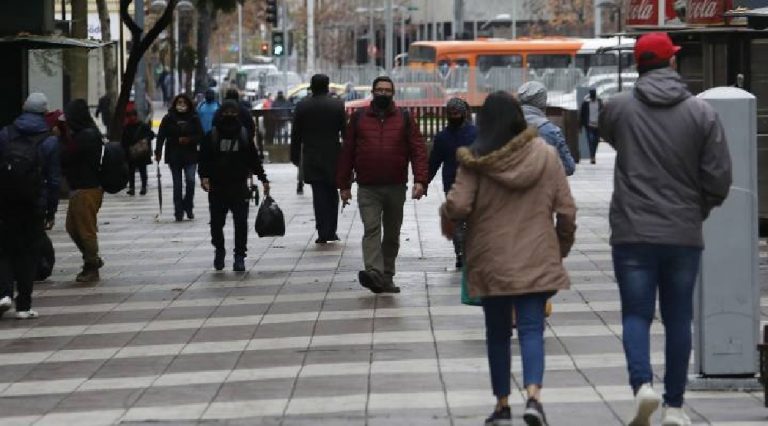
[441,127,577,298]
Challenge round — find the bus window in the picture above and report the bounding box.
[477,54,523,73]
[408,45,436,63]
[527,54,572,69]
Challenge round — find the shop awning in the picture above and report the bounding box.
[0,35,111,49]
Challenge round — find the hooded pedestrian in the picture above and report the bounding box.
[155,94,204,221]
[428,97,477,269]
[61,98,105,283]
[0,93,62,318]
[121,102,155,196]
[599,32,732,425]
[518,81,576,175]
[441,91,576,426]
[199,100,270,272]
[197,89,220,134]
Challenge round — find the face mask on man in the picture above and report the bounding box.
[373,94,392,110]
[447,116,464,128]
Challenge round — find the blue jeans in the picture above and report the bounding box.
[482,292,553,396]
[169,163,197,218]
[585,127,599,159]
[613,244,702,408]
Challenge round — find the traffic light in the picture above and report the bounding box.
[265,0,278,28]
[260,42,269,55]
[271,31,284,56]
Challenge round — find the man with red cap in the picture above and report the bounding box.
[600,32,732,426]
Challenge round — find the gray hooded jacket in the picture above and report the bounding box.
[599,68,732,247]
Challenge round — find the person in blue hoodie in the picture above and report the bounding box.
[517,81,575,176]
[429,98,477,269]
[197,89,220,135]
[0,93,61,319]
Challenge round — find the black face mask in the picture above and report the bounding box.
[448,117,464,128]
[373,94,393,110]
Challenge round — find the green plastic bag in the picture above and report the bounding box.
[460,265,482,306]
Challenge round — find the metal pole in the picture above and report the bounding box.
[61,0,65,20]
[282,2,287,95]
[512,0,517,39]
[307,0,315,73]
[237,3,243,67]
[368,0,374,67]
[595,1,602,36]
[136,0,147,120]
[172,12,178,96]
[385,0,393,72]
[400,9,405,58]
[432,1,438,40]
[454,0,464,39]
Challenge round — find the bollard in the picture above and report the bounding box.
[690,87,760,389]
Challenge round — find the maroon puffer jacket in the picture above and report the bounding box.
[336,104,428,189]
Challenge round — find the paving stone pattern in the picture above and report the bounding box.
[0,150,766,425]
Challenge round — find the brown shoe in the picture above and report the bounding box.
[76,268,100,283]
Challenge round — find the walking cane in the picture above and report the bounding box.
[155,165,163,221]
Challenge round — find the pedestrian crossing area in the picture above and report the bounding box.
[0,159,765,425]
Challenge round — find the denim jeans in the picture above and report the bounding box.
[482,292,553,396]
[612,243,702,408]
[170,163,197,218]
[585,127,599,159]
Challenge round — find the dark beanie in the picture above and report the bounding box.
[310,74,330,95]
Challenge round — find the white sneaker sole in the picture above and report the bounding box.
[629,397,661,426]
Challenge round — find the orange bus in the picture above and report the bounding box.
[406,38,631,105]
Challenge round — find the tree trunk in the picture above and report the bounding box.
[96,0,118,133]
[109,0,178,141]
[195,1,213,95]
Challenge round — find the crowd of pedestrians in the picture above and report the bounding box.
[0,32,735,426]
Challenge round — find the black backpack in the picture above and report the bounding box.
[35,231,55,281]
[99,140,129,194]
[0,126,47,208]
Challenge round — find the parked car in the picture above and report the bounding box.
[344,82,448,109]
[287,82,347,103]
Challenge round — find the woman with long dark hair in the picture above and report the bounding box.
[441,91,577,426]
[155,94,204,221]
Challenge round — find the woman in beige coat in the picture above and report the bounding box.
[441,92,577,426]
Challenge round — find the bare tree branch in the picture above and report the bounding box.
[120,0,142,36]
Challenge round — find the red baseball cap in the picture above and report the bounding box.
[634,32,681,66]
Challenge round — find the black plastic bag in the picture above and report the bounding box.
[35,232,55,281]
[255,196,285,237]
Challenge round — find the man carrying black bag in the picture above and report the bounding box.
[199,101,270,272]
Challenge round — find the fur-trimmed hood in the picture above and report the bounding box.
[456,126,548,190]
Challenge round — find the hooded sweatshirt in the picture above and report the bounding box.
[599,67,732,247]
[441,127,577,297]
[0,112,60,218]
[521,105,575,176]
[61,100,103,190]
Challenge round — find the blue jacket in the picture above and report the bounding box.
[429,123,477,192]
[197,101,220,134]
[522,105,575,176]
[0,112,61,219]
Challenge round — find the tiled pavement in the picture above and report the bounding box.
[0,150,766,425]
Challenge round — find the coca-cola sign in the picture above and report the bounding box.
[626,0,685,27]
[627,0,659,25]
[686,0,731,24]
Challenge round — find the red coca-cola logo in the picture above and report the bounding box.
[627,0,659,25]
[687,0,729,24]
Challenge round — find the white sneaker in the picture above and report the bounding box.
[628,383,661,426]
[662,406,692,425]
[0,296,11,316]
[15,310,39,320]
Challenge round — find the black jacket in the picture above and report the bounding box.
[62,100,102,190]
[579,97,604,129]
[121,121,155,166]
[155,110,204,165]
[290,94,346,184]
[199,125,267,199]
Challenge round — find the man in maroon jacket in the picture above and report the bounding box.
[337,76,428,293]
